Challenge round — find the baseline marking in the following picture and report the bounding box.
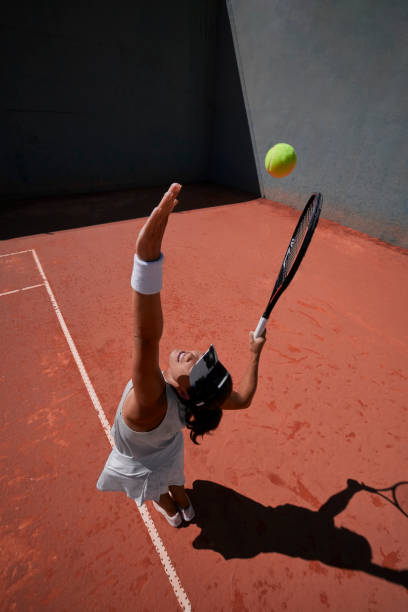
[22,283,44,291]
[0,288,20,297]
[0,283,44,297]
[28,248,192,612]
[0,249,33,258]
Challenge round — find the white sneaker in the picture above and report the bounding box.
[179,495,195,522]
[152,501,182,527]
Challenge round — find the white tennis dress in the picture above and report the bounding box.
[96,378,186,506]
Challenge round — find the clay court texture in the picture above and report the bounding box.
[1,195,407,610]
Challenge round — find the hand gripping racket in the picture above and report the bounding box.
[254,193,323,338]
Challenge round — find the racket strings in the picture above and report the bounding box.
[279,204,316,282]
[261,193,322,321]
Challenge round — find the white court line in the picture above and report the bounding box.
[29,248,192,611]
[0,249,32,258]
[22,283,44,291]
[0,288,20,297]
[0,283,44,297]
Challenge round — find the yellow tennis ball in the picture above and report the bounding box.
[265,143,297,178]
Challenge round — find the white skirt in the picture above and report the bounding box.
[96,435,185,506]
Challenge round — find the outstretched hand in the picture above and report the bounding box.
[249,330,266,356]
[136,183,182,261]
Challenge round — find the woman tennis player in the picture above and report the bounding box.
[97,183,266,527]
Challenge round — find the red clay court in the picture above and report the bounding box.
[1,193,407,610]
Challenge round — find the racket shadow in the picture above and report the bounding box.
[187,479,408,589]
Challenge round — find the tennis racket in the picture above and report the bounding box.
[254,192,323,338]
[360,481,408,518]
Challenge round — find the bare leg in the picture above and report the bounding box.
[169,485,190,509]
[156,492,178,516]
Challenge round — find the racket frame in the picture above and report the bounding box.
[254,192,323,338]
[362,481,408,518]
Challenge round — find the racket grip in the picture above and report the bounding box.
[254,316,268,339]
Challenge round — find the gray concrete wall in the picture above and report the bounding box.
[227,0,408,247]
[1,1,221,197]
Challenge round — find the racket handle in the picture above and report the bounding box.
[254,316,268,339]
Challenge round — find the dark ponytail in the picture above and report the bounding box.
[182,375,233,444]
[184,403,223,444]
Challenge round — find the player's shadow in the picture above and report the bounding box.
[186,479,408,589]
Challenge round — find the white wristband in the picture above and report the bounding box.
[131,253,164,294]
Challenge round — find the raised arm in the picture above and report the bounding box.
[222,331,266,410]
[124,183,181,429]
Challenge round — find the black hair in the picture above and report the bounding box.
[183,375,233,444]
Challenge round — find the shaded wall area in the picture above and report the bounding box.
[207,0,259,194]
[1,0,259,204]
[227,0,408,248]
[0,184,258,240]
